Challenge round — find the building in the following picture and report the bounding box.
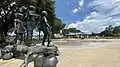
[65,32,85,38]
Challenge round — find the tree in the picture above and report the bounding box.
[100,25,113,36]
[0,0,17,42]
[52,17,65,34]
[77,30,81,32]
[91,32,96,36]
[15,0,35,6]
[113,26,120,35]
[62,28,81,36]
[68,28,80,33]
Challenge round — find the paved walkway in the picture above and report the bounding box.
[0,39,120,67]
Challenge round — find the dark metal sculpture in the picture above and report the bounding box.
[14,13,25,45]
[0,4,59,67]
[37,11,52,46]
[24,5,37,42]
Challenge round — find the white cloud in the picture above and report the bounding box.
[78,0,84,7]
[72,0,84,13]
[78,17,120,33]
[67,19,115,34]
[72,8,79,13]
[67,23,77,29]
[113,0,120,3]
[69,0,120,34]
[80,0,120,33]
[89,0,120,16]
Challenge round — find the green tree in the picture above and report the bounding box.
[0,0,17,42]
[77,30,81,32]
[113,26,120,35]
[15,0,36,6]
[68,28,80,33]
[100,25,113,36]
[52,17,65,34]
[62,28,81,36]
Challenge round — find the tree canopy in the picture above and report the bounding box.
[113,26,120,35]
[62,28,81,36]
[52,17,66,34]
[100,25,113,36]
[99,25,120,36]
[68,28,81,33]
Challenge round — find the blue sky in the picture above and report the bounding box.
[55,0,120,34]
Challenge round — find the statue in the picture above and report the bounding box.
[37,11,52,46]
[0,4,60,67]
[25,5,36,43]
[14,13,25,45]
[19,6,28,41]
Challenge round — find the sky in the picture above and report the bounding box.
[55,0,120,34]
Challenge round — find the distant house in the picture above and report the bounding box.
[65,32,84,38]
[54,34,63,39]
